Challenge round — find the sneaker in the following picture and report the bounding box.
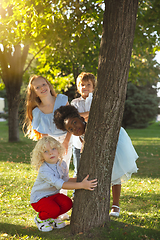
[49,218,66,229]
[58,213,69,221]
[34,215,53,232]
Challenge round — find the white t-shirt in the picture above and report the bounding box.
[71,93,93,149]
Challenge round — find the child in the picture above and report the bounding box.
[71,72,96,177]
[30,136,97,232]
[54,105,138,217]
[23,75,72,219]
[23,75,72,167]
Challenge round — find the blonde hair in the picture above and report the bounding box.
[23,75,57,140]
[31,136,65,170]
[76,72,96,93]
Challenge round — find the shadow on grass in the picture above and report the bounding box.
[109,219,160,240]
[0,222,71,240]
[0,220,160,240]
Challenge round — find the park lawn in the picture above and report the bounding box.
[0,121,160,240]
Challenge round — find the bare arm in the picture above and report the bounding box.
[62,175,97,191]
[62,132,72,153]
[62,101,72,152]
[67,177,77,182]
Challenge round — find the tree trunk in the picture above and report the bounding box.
[6,78,21,142]
[0,45,29,142]
[70,0,138,234]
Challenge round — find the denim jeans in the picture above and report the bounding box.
[72,146,81,177]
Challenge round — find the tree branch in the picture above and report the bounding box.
[23,44,48,74]
[21,45,30,70]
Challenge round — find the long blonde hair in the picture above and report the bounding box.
[31,136,65,170]
[23,75,57,140]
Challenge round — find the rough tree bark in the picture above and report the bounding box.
[0,45,29,142]
[70,0,139,234]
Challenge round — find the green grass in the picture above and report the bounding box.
[0,121,160,240]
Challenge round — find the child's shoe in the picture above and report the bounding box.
[109,205,120,217]
[49,218,66,229]
[58,213,69,221]
[34,215,53,232]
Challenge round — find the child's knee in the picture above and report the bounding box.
[60,194,73,210]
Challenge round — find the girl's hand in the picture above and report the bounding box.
[81,175,98,191]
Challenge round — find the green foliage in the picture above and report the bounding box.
[122,82,159,128]
[0,121,160,239]
[0,82,5,91]
[33,64,75,93]
[35,0,103,79]
[0,0,53,46]
[129,0,160,86]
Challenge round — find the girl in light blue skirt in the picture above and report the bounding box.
[54,105,139,217]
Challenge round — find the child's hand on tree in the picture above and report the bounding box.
[81,175,98,191]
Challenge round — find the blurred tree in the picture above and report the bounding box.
[122,82,158,128]
[130,0,160,86]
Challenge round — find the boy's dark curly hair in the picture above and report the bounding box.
[54,105,80,131]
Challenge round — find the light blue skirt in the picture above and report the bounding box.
[111,127,138,185]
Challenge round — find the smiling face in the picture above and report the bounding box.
[78,79,94,99]
[32,77,50,99]
[42,142,59,164]
[64,116,85,136]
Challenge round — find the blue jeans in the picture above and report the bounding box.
[72,146,81,177]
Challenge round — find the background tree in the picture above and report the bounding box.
[129,0,160,86]
[70,0,139,234]
[122,0,160,128]
[122,82,158,128]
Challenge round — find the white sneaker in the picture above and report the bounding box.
[58,213,69,221]
[49,218,66,229]
[34,216,53,232]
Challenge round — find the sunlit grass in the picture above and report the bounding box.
[0,121,160,239]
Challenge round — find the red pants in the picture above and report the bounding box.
[31,193,73,220]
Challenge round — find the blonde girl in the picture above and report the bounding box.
[30,136,97,232]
